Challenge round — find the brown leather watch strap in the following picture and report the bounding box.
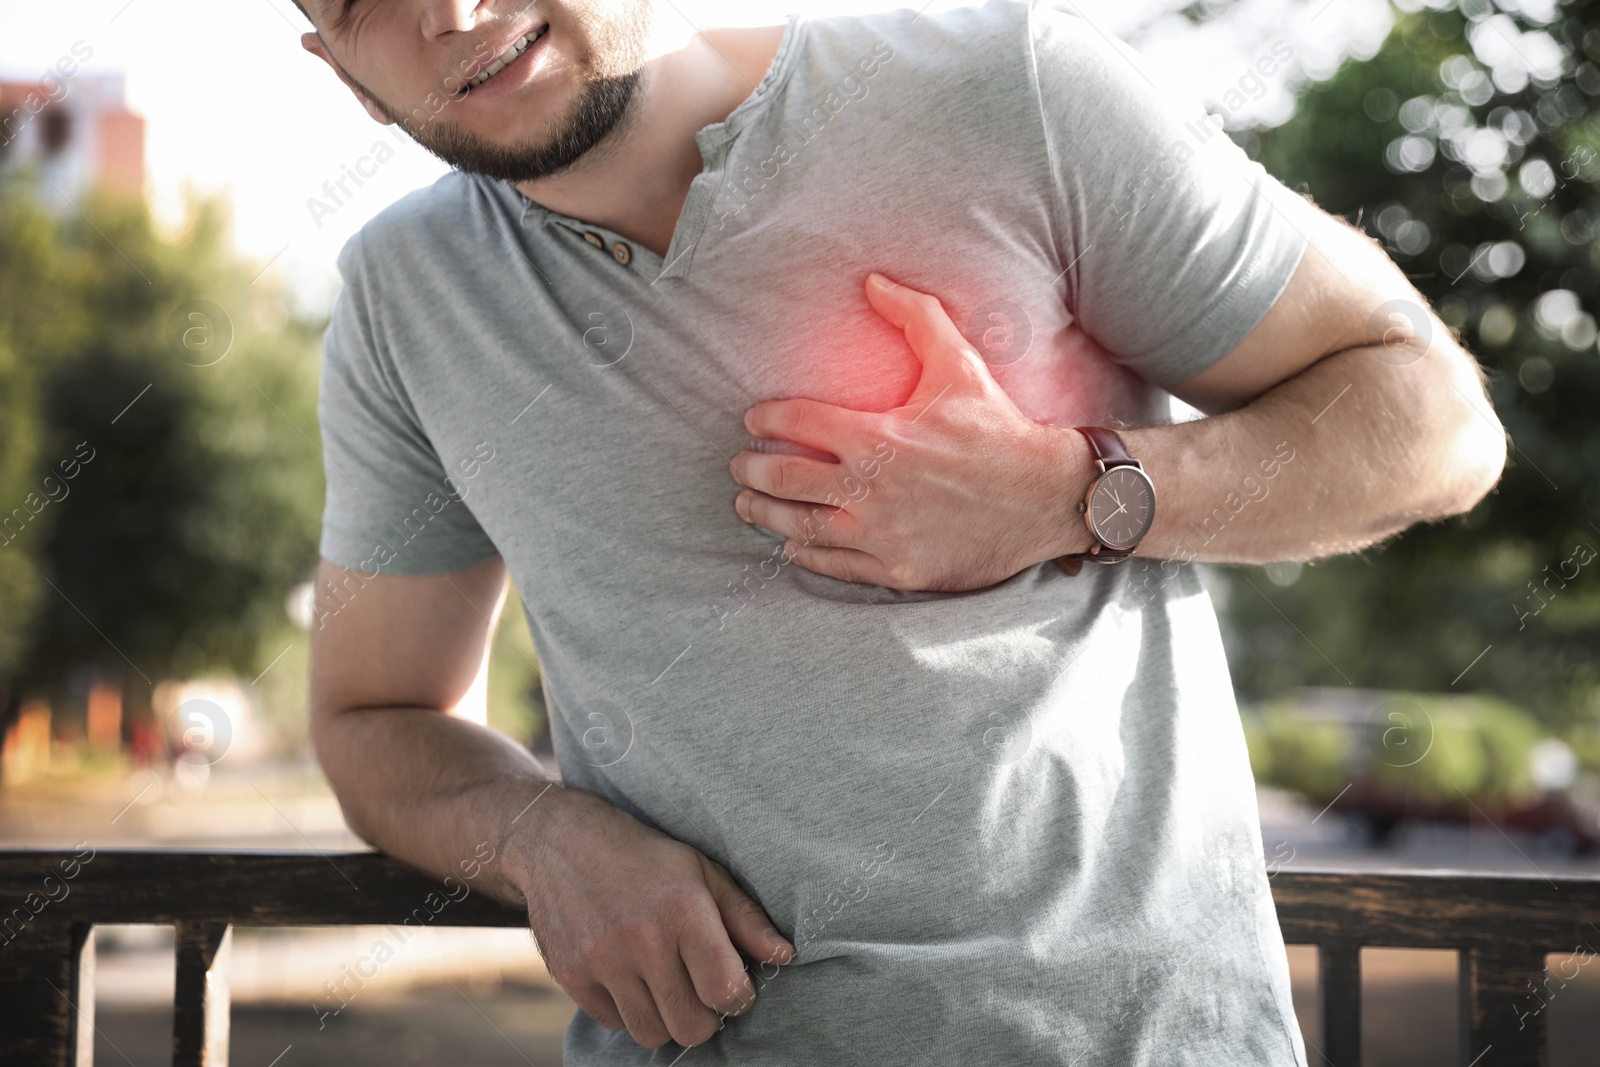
[1079,426,1137,470]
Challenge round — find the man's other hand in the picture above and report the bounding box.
[308,556,794,1052]
[730,272,1088,592]
[518,787,795,1049]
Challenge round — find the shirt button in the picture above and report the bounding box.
[583,231,605,249]
[612,242,633,266]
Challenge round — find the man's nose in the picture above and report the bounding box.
[418,0,485,40]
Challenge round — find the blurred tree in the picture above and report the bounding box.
[1224,0,1600,744]
[0,333,42,684]
[0,178,324,739]
[0,180,71,702]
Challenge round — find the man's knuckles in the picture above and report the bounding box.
[763,458,798,498]
[710,972,758,1015]
[570,985,626,1031]
[886,560,923,589]
[817,550,865,586]
[906,290,943,317]
[544,949,600,993]
[564,913,677,975]
[753,399,835,445]
[617,1009,673,1050]
[664,1010,722,1048]
[737,454,802,501]
[721,891,769,926]
[778,399,821,441]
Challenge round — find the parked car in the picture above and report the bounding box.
[1244,688,1600,855]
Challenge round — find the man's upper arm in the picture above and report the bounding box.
[1030,2,1312,391]
[309,555,507,723]
[1168,203,1439,415]
[318,232,502,576]
[1028,8,1452,414]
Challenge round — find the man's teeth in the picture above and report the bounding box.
[469,28,546,88]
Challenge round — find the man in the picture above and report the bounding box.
[298,0,1506,1062]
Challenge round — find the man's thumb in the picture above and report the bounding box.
[864,273,992,404]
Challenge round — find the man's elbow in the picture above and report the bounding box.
[1452,411,1508,515]
[306,698,381,845]
[1421,355,1508,520]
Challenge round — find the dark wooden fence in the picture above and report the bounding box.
[1,851,1597,1066]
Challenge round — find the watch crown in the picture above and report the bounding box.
[1077,502,1087,514]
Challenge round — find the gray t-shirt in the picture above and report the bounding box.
[317,2,1315,1063]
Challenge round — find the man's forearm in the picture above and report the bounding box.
[311,704,563,908]
[1105,334,1507,567]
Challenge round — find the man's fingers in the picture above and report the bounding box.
[744,397,867,455]
[646,955,727,1047]
[679,917,759,1018]
[681,940,761,1023]
[675,934,748,1017]
[701,858,795,967]
[737,490,853,547]
[731,451,844,506]
[864,272,990,398]
[611,977,675,1049]
[782,542,894,589]
[568,980,627,1032]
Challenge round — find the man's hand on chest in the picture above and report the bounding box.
[728,272,1096,592]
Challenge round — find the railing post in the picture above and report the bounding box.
[1320,939,1361,1067]
[0,921,95,1066]
[174,921,232,1067]
[1460,943,1547,1067]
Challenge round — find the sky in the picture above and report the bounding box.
[0,0,1389,313]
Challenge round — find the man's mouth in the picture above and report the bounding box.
[465,24,550,91]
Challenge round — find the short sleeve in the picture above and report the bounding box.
[1028,1,1313,387]
[316,236,501,575]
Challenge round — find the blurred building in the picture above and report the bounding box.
[0,71,144,199]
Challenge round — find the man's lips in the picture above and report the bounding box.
[458,23,550,94]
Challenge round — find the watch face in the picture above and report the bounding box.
[1089,466,1156,550]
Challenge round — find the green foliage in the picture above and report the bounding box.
[0,181,80,682]
[1246,691,1546,806]
[487,586,547,746]
[0,173,547,756]
[1245,702,1352,802]
[1366,695,1481,803]
[0,177,324,717]
[1227,0,1600,734]
[1368,693,1545,805]
[0,335,42,679]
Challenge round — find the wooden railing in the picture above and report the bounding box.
[2,851,1598,1066]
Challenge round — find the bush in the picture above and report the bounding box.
[1245,701,1351,804]
[1247,692,1547,809]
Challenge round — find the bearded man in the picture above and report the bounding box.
[296,1,1506,1062]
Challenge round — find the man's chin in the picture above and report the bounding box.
[411,73,642,185]
[404,125,575,185]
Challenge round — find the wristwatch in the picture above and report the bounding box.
[1056,427,1155,572]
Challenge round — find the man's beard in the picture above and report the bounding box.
[407,71,643,183]
[359,2,650,184]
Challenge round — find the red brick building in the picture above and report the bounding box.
[0,71,145,199]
